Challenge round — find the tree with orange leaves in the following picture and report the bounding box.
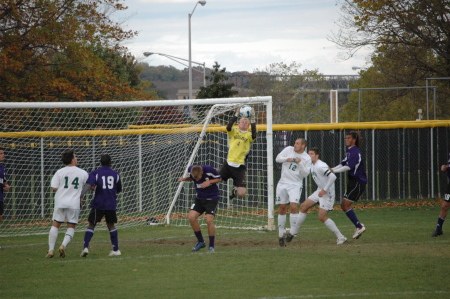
[0,0,148,102]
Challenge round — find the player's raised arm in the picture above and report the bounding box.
[226,107,240,132]
[250,107,257,140]
[275,147,291,163]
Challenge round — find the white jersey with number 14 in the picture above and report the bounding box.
[51,166,88,209]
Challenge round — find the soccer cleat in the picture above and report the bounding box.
[229,187,237,200]
[285,233,294,242]
[58,245,66,258]
[278,237,286,247]
[192,242,206,251]
[352,224,366,239]
[337,237,347,245]
[109,250,122,256]
[45,250,54,258]
[208,246,215,253]
[431,230,443,237]
[80,248,89,257]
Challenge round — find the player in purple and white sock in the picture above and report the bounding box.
[330,131,368,239]
[80,154,122,257]
[179,165,222,252]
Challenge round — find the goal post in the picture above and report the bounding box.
[0,97,274,236]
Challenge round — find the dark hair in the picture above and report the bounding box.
[100,154,112,166]
[62,150,75,165]
[347,131,363,147]
[308,147,320,156]
[0,147,4,151]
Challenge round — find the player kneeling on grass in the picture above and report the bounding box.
[292,147,347,245]
[179,165,222,253]
[80,154,122,257]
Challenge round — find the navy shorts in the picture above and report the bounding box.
[219,161,247,187]
[0,201,3,215]
[88,208,118,224]
[190,198,219,216]
[344,179,366,202]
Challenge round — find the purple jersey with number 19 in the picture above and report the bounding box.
[87,166,122,210]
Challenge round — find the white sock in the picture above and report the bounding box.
[290,212,307,236]
[48,226,59,251]
[289,213,299,235]
[278,214,286,238]
[62,227,75,248]
[324,218,344,238]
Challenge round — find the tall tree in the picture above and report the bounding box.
[196,62,238,99]
[340,45,449,122]
[331,0,450,75]
[330,0,450,120]
[0,0,145,102]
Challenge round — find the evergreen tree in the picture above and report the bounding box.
[196,62,238,99]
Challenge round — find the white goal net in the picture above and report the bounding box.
[0,97,273,236]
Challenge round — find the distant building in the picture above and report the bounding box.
[176,89,200,99]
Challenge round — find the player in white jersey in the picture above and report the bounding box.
[46,150,88,258]
[293,147,347,245]
[275,138,311,246]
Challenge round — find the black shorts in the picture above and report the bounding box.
[190,198,219,216]
[0,201,3,215]
[343,179,366,202]
[88,208,118,224]
[219,161,247,187]
[444,181,450,202]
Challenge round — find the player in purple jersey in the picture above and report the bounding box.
[330,131,367,239]
[0,148,11,223]
[80,154,122,257]
[178,165,222,252]
[430,152,450,237]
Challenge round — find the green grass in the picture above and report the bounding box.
[1,199,449,299]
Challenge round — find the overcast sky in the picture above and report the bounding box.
[118,0,370,75]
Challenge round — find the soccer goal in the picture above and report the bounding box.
[0,97,274,236]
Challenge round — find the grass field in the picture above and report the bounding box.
[1,199,449,299]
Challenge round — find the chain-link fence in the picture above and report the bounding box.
[270,121,450,202]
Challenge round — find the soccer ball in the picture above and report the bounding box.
[239,105,252,118]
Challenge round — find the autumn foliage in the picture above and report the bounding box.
[0,0,146,102]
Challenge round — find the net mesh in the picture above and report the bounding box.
[0,98,272,236]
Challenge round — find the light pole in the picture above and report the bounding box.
[189,1,206,99]
[143,52,206,88]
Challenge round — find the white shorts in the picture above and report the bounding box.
[307,189,335,211]
[52,208,80,224]
[275,183,303,205]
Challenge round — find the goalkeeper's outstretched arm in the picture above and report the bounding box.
[227,107,240,132]
[250,107,257,140]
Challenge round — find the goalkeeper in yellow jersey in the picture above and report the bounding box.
[219,106,257,199]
